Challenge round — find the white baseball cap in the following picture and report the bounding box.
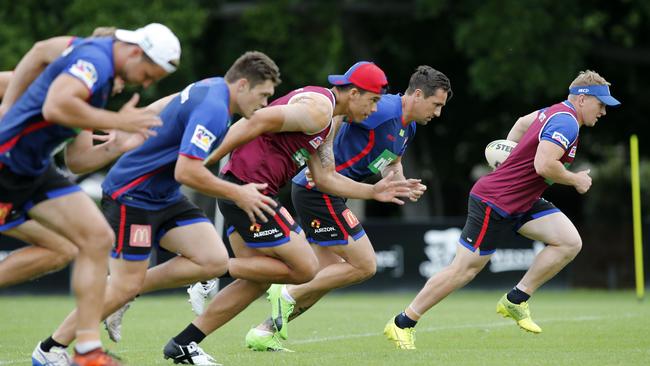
[115,23,181,73]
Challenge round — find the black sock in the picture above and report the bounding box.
[394,312,417,329]
[174,323,206,345]
[40,336,67,352]
[506,287,530,304]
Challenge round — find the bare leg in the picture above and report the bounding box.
[286,235,376,319]
[406,243,491,320]
[51,258,149,345]
[140,223,228,293]
[515,212,582,294]
[29,192,114,344]
[0,220,77,287]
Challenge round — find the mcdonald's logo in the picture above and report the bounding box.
[129,224,152,247]
[0,202,12,226]
[342,209,359,228]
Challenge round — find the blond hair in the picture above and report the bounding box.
[569,70,610,88]
[91,27,117,37]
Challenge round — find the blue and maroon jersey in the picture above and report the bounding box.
[293,93,416,189]
[0,37,114,176]
[471,101,580,216]
[102,78,231,210]
[222,86,334,196]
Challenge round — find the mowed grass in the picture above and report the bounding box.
[1,290,649,365]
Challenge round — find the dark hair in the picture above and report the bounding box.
[225,51,281,87]
[332,83,369,95]
[405,65,452,100]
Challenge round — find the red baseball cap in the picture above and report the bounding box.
[328,61,388,94]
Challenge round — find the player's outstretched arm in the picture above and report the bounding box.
[43,76,161,134]
[534,140,591,193]
[506,110,538,142]
[146,92,178,115]
[0,36,73,117]
[175,155,277,223]
[0,71,12,101]
[64,129,148,174]
[307,129,411,204]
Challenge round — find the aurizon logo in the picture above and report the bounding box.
[310,219,321,228]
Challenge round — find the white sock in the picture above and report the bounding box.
[281,285,296,304]
[254,328,273,336]
[75,341,102,354]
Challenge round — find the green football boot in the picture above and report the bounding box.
[383,316,416,350]
[267,284,295,340]
[245,328,294,352]
[496,293,542,333]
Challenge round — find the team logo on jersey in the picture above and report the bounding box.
[191,125,217,152]
[309,136,324,149]
[249,223,262,232]
[0,202,13,226]
[310,219,321,229]
[568,146,577,158]
[551,131,570,149]
[129,224,152,247]
[342,209,359,228]
[279,207,295,225]
[69,59,98,90]
[292,148,311,166]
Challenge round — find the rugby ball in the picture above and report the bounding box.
[485,139,517,169]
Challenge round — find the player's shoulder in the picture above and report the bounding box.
[362,94,402,129]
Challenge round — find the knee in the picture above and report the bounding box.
[110,277,144,301]
[77,224,114,254]
[353,259,377,282]
[449,263,482,284]
[50,245,78,269]
[200,254,229,279]
[562,236,582,259]
[291,258,319,284]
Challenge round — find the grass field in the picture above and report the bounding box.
[1,290,649,365]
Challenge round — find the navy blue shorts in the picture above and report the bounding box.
[102,194,210,261]
[218,173,302,248]
[291,183,365,246]
[0,164,81,231]
[459,195,560,255]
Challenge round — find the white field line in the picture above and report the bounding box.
[0,313,639,364]
[290,313,638,344]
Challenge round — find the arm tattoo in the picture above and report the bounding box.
[317,136,335,168]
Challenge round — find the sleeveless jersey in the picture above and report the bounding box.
[0,37,114,176]
[222,86,334,196]
[293,93,416,189]
[471,101,580,216]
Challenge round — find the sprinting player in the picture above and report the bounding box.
[161,61,414,364]
[384,70,620,350]
[33,51,282,366]
[0,23,181,366]
[241,65,451,351]
[0,27,131,288]
[0,27,123,119]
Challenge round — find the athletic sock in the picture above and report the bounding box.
[75,341,102,355]
[174,323,206,345]
[280,285,296,304]
[40,336,67,352]
[506,287,530,304]
[394,312,418,329]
